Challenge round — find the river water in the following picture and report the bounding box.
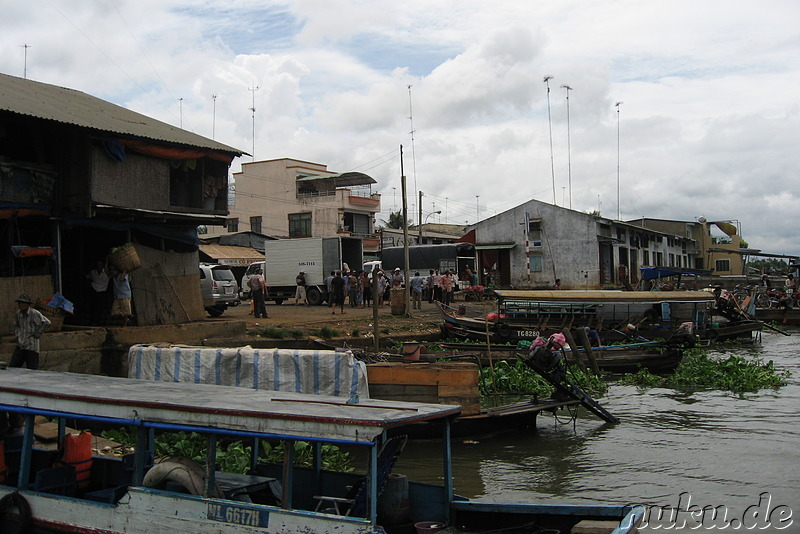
[397,329,800,531]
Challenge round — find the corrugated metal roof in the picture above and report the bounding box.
[200,244,264,261]
[296,171,376,186]
[0,73,244,156]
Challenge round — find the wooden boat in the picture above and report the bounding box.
[437,290,761,343]
[0,368,643,533]
[436,341,684,374]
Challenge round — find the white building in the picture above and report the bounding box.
[466,199,696,289]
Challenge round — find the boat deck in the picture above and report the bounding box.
[0,369,461,444]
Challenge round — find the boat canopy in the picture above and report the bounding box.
[639,266,712,281]
[0,369,460,445]
[494,289,715,303]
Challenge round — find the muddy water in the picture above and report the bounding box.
[397,330,800,530]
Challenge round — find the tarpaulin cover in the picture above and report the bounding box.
[128,344,369,399]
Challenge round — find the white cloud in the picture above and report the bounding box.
[2,0,799,256]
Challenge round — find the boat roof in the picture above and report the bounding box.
[494,290,715,303]
[0,369,460,445]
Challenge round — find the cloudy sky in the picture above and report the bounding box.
[3,1,799,256]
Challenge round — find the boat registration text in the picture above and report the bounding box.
[517,330,539,338]
[208,503,269,527]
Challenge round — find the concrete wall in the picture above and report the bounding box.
[475,202,601,289]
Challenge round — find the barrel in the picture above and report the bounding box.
[390,288,406,315]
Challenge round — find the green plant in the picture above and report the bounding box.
[259,327,288,339]
[618,350,790,393]
[289,329,304,339]
[311,326,340,339]
[259,441,352,472]
[351,328,361,337]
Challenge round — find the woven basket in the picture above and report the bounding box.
[38,306,65,332]
[109,245,141,272]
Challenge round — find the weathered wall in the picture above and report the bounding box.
[476,202,601,289]
[129,245,205,325]
[90,147,171,211]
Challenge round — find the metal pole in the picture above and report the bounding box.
[418,191,423,244]
[561,84,573,209]
[544,75,556,205]
[616,102,620,220]
[401,147,411,316]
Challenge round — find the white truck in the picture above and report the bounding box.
[262,237,363,306]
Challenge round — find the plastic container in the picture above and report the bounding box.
[414,521,445,534]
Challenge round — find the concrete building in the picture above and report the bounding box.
[207,158,381,255]
[627,218,746,275]
[464,199,696,289]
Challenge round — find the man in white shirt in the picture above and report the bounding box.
[11,293,51,369]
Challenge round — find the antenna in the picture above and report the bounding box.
[561,84,573,209]
[407,85,419,227]
[615,101,623,220]
[178,97,184,129]
[249,84,260,161]
[21,44,31,79]
[212,94,218,140]
[543,76,556,205]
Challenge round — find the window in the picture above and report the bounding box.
[250,216,262,234]
[529,254,543,273]
[226,218,239,232]
[289,212,312,237]
[715,259,731,272]
[528,220,542,246]
[642,250,650,266]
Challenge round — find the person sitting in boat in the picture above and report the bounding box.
[584,327,602,347]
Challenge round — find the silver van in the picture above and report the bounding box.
[199,263,240,316]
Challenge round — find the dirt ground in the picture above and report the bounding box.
[214,294,458,345]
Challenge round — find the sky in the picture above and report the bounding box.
[3,0,799,257]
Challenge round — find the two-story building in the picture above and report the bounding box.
[464,199,696,289]
[207,158,381,255]
[627,217,746,275]
[0,73,243,330]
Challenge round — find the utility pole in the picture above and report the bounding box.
[178,98,184,129]
[418,191,424,244]
[561,84,573,209]
[544,75,556,205]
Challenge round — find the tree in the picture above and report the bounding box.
[379,211,405,229]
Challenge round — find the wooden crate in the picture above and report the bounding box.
[367,362,481,416]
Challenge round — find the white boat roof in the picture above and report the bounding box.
[0,369,460,444]
[494,290,715,303]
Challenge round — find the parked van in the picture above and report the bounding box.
[199,263,240,316]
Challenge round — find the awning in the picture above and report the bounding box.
[475,243,516,250]
[199,244,263,266]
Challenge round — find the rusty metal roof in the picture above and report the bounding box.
[0,73,244,156]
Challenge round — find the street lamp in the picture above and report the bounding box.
[419,210,442,244]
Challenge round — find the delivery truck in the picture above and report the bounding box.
[262,237,363,305]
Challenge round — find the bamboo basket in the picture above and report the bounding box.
[109,244,141,272]
[38,306,65,332]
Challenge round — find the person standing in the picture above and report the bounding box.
[294,271,307,305]
[330,271,346,314]
[441,270,453,307]
[376,270,388,308]
[425,269,434,303]
[347,271,359,308]
[410,272,424,310]
[432,268,443,302]
[783,274,796,323]
[248,268,268,319]
[86,260,110,325]
[361,271,372,308]
[11,293,51,369]
[109,267,133,326]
